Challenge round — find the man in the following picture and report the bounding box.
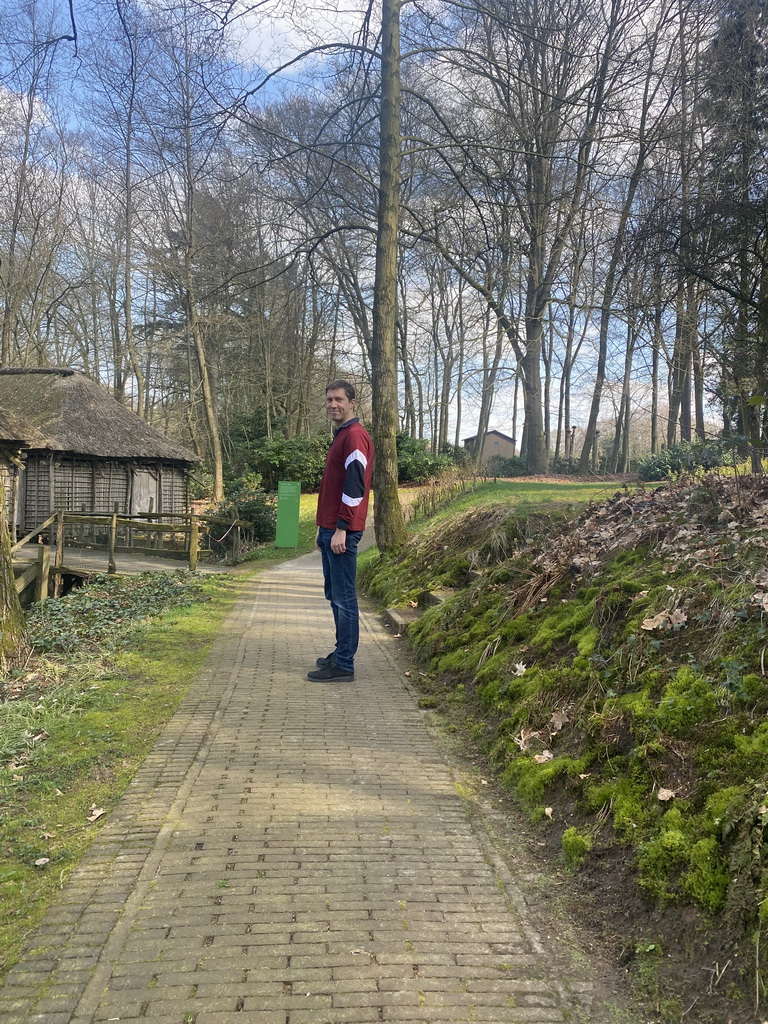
[307,380,374,682]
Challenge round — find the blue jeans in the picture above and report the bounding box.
[317,527,363,672]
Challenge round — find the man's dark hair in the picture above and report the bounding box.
[326,379,356,401]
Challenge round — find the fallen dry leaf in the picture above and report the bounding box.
[657,788,676,802]
[514,725,543,750]
[642,608,687,631]
[34,858,50,867]
[534,750,554,764]
[87,807,106,823]
[544,807,554,819]
[641,611,670,631]
[513,662,527,676]
[550,709,569,733]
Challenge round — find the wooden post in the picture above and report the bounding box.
[108,512,118,574]
[36,543,51,602]
[148,498,157,550]
[189,518,199,572]
[231,523,240,565]
[52,511,65,597]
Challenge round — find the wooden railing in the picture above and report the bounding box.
[12,511,252,599]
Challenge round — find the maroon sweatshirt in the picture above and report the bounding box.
[315,418,374,532]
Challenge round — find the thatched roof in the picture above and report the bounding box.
[0,406,30,446]
[0,368,200,463]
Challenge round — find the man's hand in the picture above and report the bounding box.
[331,528,347,554]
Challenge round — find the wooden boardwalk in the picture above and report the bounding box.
[19,543,227,575]
[12,544,229,603]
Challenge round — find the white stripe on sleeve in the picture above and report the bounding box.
[344,449,368,470]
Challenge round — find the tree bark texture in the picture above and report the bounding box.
[0,494,30,671]
[371,0,407,551]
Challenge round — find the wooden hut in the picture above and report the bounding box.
[0,368,200,535]
[462,429,517,463]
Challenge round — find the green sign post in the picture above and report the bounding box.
[275,481,301,547]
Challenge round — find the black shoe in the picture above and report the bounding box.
[316,652,335,668]
[307,661,355,682]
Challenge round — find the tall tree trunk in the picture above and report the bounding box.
[0,493,30,670]
[521,319,546,471]
[397,273,416,435]
[512,365,521,455]
[668,281,695,445]
[119,6,145,417]
[371,0,407,551]
[652,297,662,453]
[475,317,504,467]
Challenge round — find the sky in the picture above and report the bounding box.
[230,0,373,72]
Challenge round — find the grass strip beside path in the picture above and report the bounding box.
[0,494,326,976]
[0,574,242,978]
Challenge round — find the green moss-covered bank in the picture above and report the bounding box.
[361,476,768,1022]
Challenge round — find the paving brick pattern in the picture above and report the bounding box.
[1,552,632,1024]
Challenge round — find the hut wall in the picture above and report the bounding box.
[54,457,99,516]
[479,434,517,463]
[130,467,159,515]
[20,456,188,531]
[129,465,188,517]
[159,465,188,515]
[95,462,131,515]
[0,455,14,520]
[23,457,52,532]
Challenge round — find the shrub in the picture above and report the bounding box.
[549,456,580,475]
[484,454,529,478]
[225,409,287,477]
[396,433,450,483]
[439,442,473,468]
[251,434,331,491]
[208,485,277,544]
[637,439,729,481]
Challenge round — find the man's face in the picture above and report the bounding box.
[326,388,355,425]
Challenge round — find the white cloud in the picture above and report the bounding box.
[232,0,374,72]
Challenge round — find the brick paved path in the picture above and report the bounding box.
[1,552,638,1024]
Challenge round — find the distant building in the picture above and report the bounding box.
[0,367,199,535]
[462,429,517,464]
